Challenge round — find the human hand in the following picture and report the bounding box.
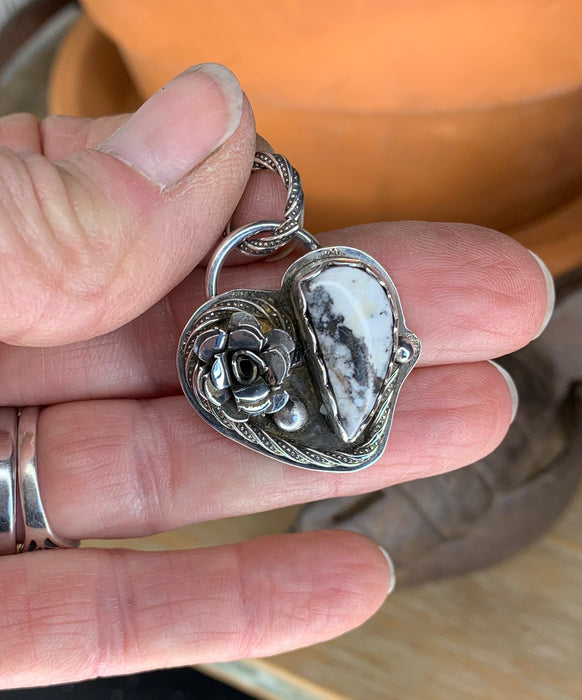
[0,64,552,688]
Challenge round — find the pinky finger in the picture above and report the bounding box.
[0,531,392,689]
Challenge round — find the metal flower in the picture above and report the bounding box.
[194,311,295,422]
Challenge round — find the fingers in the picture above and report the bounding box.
[0,531,391,688]
[0,113,41,151]
[39,361,513,540]
[41,114,130,159]
[0,222,551,405]
[230,166,288,231]
[0,113,129,156]
[0,64,256,346]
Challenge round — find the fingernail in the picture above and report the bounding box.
[527,250,555,339]
[99,63,243,187]
[489,360,519,423]
[377,545,397,595]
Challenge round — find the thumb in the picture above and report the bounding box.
[0,63,254,346]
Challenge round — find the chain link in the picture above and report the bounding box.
[227,152,305,257]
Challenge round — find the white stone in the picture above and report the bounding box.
[302,266,393,441]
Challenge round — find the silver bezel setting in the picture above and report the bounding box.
[282,246,419,445]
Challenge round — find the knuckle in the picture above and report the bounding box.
[93,550,138,677]
[0,113,40,150]
[127,401,172,535]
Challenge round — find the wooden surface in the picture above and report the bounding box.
[86,479,582,700]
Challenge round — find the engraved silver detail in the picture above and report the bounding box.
[178,152,421,472]
[184,305,295,423]
[227,152,305,257]
[178,247,420,472]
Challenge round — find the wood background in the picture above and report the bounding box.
[87,481,582,700]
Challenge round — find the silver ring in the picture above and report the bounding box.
[0,408,18,555]
[17,407,80,552]
[206,220,320,299]
[226,153,305,257]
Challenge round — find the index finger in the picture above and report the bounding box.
[0,221,551,404]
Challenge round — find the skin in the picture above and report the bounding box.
[0,66,549,688]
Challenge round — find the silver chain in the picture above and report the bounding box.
[229,152,305,257]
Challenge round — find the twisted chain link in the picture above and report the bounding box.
[228,152,306,257]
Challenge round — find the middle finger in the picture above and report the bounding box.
[0,222,548,405]
[39,360,514,540]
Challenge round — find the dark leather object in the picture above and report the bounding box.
[292,271,582,586]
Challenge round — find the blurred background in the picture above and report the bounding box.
[1,1,581,698]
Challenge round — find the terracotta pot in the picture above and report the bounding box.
[70,0,582,234]
[48,12,140,119]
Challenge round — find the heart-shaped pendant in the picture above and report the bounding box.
[177,154,420,471]
[179,233,419,472]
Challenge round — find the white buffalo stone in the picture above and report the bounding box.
[301,266,393,441]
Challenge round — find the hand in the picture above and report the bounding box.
[0,64,551,688]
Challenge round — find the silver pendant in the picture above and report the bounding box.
[177,154,420,471]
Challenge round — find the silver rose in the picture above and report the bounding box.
[193,311,295,422]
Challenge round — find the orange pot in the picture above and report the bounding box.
[66,1,582,236]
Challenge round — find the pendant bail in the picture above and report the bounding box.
[206,220,320,299]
